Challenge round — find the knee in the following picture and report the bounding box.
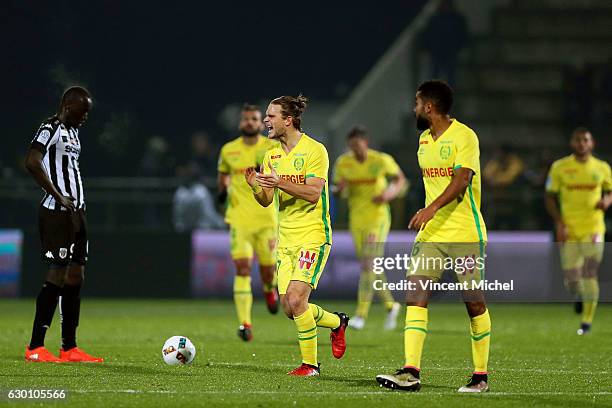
[235,261,251,276]
[285,292,306,316]
[280,296,293,319]
[465,301,486,317]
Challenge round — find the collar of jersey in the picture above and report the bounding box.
[428,118,456,143]
[280,133,307,156]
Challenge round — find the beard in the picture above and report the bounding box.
[416,115,430,131]
[241,127,259,137]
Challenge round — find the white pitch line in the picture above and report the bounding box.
[204,361,610,375]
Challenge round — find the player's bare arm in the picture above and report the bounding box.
[255,163,324,204]
[24,148,76,212]
[373,170,406,204]
[245,166,274,207]
[544,192,568,242]
[408,167,472,230]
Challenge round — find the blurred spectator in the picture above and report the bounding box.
[483,145,526,230]
[483,144,525,188]
[139,135,175,177]
[173,163,226,232]
[419,0,468,86]
[190,132,217,178]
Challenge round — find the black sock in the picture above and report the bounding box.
[29,281,61,349]
[60,283,81,350]
[472,373,488,383]
[405,367,420,379]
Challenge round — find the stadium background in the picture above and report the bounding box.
[1,0,612,299]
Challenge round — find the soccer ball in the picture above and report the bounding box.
[161,336,196,365]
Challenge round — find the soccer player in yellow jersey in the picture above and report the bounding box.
[217,104,280,342]
[245,95,349,377]
[333,126,406,330]
[376,81,491,393]
[545,128,612,335]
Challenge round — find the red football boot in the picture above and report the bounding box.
[287,363,320,376]
[330,312,349,359]
[264,289,279,314]
[238,323,253,342]
[59,347,104,362]
[25,346,62,362]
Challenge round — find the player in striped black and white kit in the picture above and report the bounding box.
[23,86,103,363]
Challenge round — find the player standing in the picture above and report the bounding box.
[545,128,611,335]
[218,104,280,341]
[24,86,103,363]
[376,80,490,392]
[245,95,349,376]
[333,126,406,330]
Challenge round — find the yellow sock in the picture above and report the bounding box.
[294,310,318,366]
[404,306,428,369]
[355,270,374,318]
[309,303,340,329]
[581,278,599,324]
[233,276,252,325]
[470,309,491,374]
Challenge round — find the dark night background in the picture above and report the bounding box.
[3,1,425,176]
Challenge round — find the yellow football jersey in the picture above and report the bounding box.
[263,134,332,248]
[546,154,612,238]
[333,149,401,228]
[416,119,487,243]
[218,136,278,228]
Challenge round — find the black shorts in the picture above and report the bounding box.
[39,206,88,266]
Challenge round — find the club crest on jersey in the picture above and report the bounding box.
[439,145,451,160]
[293,157,304,171]
[298,250,317,270]
[59,248,68,259]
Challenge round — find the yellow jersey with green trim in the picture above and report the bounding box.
[546,154,612,238]
[218,135,278,228]
[333,149,401,229]
[263,134,332,248]
[416,119,487,243]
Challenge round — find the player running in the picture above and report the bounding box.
[333,126,406,330]
[24,86,103,363]
[245,95,349,376]
[376,80,490,392]
[545,127,611,335]
[218,104,280,342]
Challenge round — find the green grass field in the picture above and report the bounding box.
[0,299,610,407]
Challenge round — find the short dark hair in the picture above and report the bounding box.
[571,126,591,138]
[417,80,453,114]
[241,103,260,113]
[60,86,91,106]
[347,125,368,140]
[270,94,308,130]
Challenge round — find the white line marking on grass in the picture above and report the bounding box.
[206,361,609,375]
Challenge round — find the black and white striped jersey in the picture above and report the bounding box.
[31,116,85,211]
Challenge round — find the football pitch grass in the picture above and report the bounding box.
[0,299,610,407]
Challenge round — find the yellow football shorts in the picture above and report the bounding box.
[276,243,331,295]
[560,233,604,270]
[407,241,486,284]
[350,218,390,258]
[229,225,278,266]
